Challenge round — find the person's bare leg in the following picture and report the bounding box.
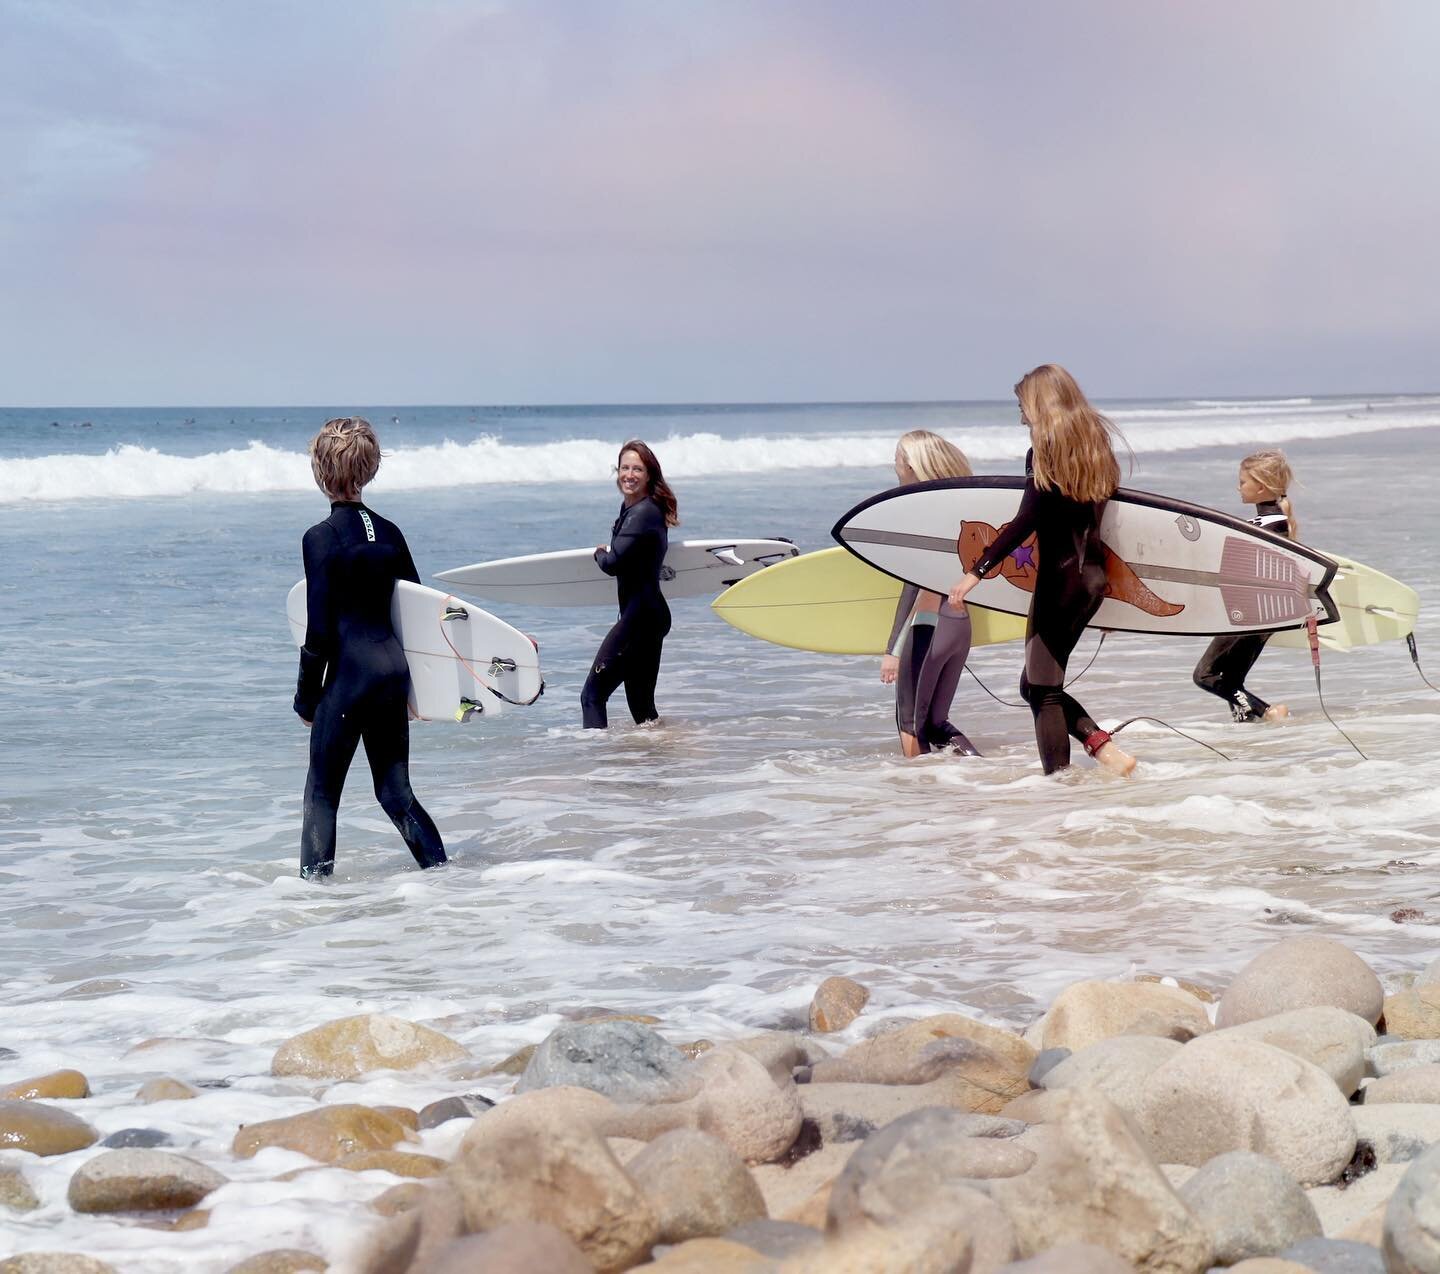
[900,731,923,758]
[1094,740,1137,777]
[1263,703,1290,721]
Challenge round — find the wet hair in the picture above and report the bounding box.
[309,417,381,500]
[896,429,973,482]
[1014,364,1128,504]
[1241,448,1298,538]
[616,439,679,526]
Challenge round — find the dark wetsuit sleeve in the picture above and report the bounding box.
[295,525,336,720]
[887,583,920,657]
[972,477,1042,579]
[393,527,422,585]
[595,501,662,576]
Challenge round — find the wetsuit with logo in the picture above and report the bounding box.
[1192,501,1289,721]
[581,496,672,728]
[971,450,1108,774]
[294,501,446,878]
[888,584,979,755]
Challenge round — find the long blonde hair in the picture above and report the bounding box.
[897,429,973,482]
[1014,364,1125,503]
[1242,448,1298,539]
[309,417,381,500]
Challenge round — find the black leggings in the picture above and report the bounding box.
[896,603,977,754]
[1194,633,1273,721]
[1019,577,1105,775]
[581,604,671,729]
[301,642,445,878]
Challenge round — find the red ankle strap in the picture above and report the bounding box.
[1083,729,1112,757]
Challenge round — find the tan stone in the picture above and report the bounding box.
[334,1150,447,1177]
[449,1117,658,1273]
[222,1252,327,1274]
[809,977,870,1033]
[1216,935,1383,1028]
[800,1069,1029,1146]
[271,1013,468,1080]
[1226,1263,1315,1273]
[0,1070,90,1101]
[419,1224,593,1274]
[67,1149,227,1214]
[1038,980,1213,1052]
[1136,974,1219,1003]
[628,1128,767,1243]
[167,1209,212,1231]
[779,1220,972,1273]
[0,1258,118,1274]
[373,1105,419,1130]
[1383,986,1440,1040]
[1364,1063,1440,1104]
[1,1163,41,1211]
[493,1044,538,1075]
[371,1180,430,1216]
[752,1141,858,1222]
[783,1177,836,1229]
[136,1077,200,1103]
[233,1104,411,1162]
[0,1100,99,1156]
[811,1013,1034,1082]
[1204,1006,1374,1096]
[461,1086,620,1152]
[647,1238,772,1270]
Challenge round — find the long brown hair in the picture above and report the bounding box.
[617,438,679,526]
[1241,448,1298,539]
[1014,364,1126,504]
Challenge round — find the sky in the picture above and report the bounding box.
[2,0,1438,406]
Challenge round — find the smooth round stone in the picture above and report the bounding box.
[1216,936,1383,1029]
[100,1128,173,1149]
[1028,1047,1071,1086]
[417,1093,495,1129]
[1369,1040,1440,1077]
[1178,1149,1320,1263]
[1382,1141,1440,1273]
[67,1149,226,1213]
[516,1019,697,1104]
[1275,1236,1385,1272]
[0,1100,99,1156]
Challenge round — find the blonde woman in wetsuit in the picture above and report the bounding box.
[880,430,981,757]
[949,365,1137,777]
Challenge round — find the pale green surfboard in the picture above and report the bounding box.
[711,546,1028,655]
[1270,551,1420,652]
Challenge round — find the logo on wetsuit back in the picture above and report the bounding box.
[358,511,376,542]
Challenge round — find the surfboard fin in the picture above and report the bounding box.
[455,697,485,723]
[442,606,469,622]
[710,548,744,567]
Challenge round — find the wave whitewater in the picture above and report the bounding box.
[2,403,1438,503]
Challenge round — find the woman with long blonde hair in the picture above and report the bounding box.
[949,365,1136,776]
[882,430,981,756]
[1192,449,1297,723]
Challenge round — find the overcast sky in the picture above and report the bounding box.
[2,0,1437,406]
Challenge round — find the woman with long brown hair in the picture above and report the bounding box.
[948,365,1137,776]
[582,439,680,729]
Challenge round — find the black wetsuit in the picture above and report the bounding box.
[581,497,672,728]
[888,585,978,755]
[972,450,1108,774]
[294,501,446,878]
[1193,501,1289,721]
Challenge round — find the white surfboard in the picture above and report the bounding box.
[286,579,543,722]
[434,538,800,607]
[833,478,1340,638]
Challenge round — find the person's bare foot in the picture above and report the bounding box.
[1263,704,1290,722]
[1094,740,1137,777]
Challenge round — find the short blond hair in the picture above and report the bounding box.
[896,429,973,482]
[309,417,380,499]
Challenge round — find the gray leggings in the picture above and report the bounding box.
[896,602,976,752]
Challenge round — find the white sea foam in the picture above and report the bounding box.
[3,397,1439,504]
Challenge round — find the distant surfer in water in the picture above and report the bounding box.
[948,365,1138,777]
[1192,449,1296,723]
[582,439,679,729]
[881,430,980,757]
[293,417,446,878]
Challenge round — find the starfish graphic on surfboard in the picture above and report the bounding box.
[832,477,1340,638]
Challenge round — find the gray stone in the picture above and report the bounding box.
[1383,1141,1440,1273]
[627,1128,767,1243]
[1028,1048,1070,1086]
[723,1218,824,1259]
[1216,936,1383,1029]
[1365,1064,1440,1104]
[100,1128,173,1149]
[66,1149,227,1213]
[517,1019,699,1104]
[1276,1236,1385,1272]
[1369,1039,1440,1077]
[416,1093,494,1129]
[1178,1150,1320,1263]
[994,1245,1134,1273]
[1206,1005,1375,1096]
[418,1223,592,1274]
[1352,1104,1440,1163]
[1038,1034,1181,1109]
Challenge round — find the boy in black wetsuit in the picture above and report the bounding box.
[1193,450,1296,723]
[294,418,446,878]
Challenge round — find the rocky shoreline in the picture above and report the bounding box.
[7,933,1440,1272]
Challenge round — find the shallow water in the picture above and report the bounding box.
[2,395,1439,1267]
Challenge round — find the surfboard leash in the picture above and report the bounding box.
[438,598,546,708]
[963,632,1109,708]
[1406,634,1440,696]
[1108,717,1233,761]
[1306,616,1367,760]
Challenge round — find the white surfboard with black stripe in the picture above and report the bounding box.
[832,477,1339,638]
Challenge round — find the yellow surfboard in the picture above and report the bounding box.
[711,546,1028,655]
[1270,551,1420,653]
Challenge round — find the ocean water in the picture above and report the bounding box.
[2,393,1439,1268]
